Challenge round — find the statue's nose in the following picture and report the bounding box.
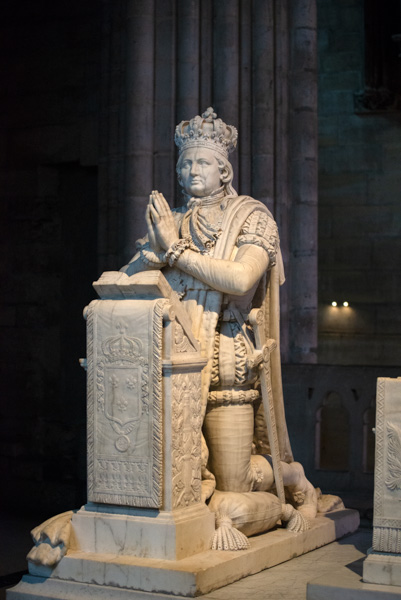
[190,162,200,175]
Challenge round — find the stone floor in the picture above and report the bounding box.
[202,528,371,600]
[0,510,372,600]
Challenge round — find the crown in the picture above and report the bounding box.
[102,322,142,363]
[174,107,238,159]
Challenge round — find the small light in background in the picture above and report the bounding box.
[331,301,337,307]
[343,301,349,307]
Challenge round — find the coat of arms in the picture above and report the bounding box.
[98,320,147,452]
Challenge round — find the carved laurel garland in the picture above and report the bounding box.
[171,372,202,508]
[385,421,401,492]
[151,299,164,506]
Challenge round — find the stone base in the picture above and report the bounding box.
[363,549,401,587]
[68,503,216,561]
[7,509,359,599]
[307,565,401,599]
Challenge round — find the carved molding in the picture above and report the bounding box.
[373,526,401,553]
[373,378,385,516]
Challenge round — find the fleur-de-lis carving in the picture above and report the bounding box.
[126,376,137,390]
[109,374,119,388]
[116,396,128,412]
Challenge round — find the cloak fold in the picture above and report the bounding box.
[197,195,293,466]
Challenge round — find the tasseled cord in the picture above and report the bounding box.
[211,514,250,551]
[281,504,310,533]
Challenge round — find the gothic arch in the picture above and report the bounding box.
[315,391,350,471]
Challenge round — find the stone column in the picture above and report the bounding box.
[98,0,126,272]
[213,0,240,185]
[176,0,200,120]
[200,1,213,112]
[288,0,318,363]
[251,0,275,211]
[238,0,252,193]
[123,0,155,261]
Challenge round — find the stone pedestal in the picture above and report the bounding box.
[307,377,401,600]
[8,509,359,599]
[80,271,215,560]
[68,503,214,562]
[363,377,401,588]
[6,271,360,600]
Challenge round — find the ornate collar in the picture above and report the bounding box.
[186,186,226,209]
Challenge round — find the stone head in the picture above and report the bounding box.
[176,147,234,198]
[175,107,237,198]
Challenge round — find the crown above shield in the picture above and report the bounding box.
[102,322,142,363]
[174,107,238,159]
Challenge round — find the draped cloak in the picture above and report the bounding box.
[163,194,294,470]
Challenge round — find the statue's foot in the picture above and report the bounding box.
[286,462,317,521]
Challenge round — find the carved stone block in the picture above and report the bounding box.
[79,271,215,562]
[87,298,164,508]
[363,376,401,587]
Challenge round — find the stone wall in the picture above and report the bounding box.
[0,0,101,513]
[284,364,399,503]
[317,0,401,366]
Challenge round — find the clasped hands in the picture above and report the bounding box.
[146,190,179,253]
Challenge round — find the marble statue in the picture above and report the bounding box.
[12,108,360,600]
[120,107,317,548]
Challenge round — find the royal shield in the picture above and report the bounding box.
[104,365,142,427]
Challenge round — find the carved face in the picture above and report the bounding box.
[178,148,222,197]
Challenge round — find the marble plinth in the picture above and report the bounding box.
[69,504,216,561]
[363,550,401,587]
[8,509,359,599]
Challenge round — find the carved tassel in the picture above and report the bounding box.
[211,514,250,551]
[281,504,310,533]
